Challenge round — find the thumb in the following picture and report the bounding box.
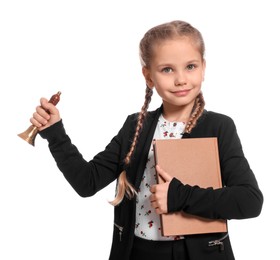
[156,165,173,182]
[40,98,58,115]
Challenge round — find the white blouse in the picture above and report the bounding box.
[134,114,186,240]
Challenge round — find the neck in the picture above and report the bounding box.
[162,101,195,122]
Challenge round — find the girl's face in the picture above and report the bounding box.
[143,36,205,119]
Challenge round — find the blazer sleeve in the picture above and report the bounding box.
[167,116,263,220]
[39,118,129,197]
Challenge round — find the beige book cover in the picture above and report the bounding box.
[153,137,227,236]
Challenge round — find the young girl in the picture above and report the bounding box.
[30,20,263,260]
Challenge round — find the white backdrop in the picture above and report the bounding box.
[1,0,279,259]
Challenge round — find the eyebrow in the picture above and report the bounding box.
[186,59,201,64]
[156,59,201,68]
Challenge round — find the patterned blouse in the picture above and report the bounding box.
[134,114,186,240]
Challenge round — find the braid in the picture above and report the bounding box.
[185,92,205,134]
[110,86,153,206]
[124,86,153,164]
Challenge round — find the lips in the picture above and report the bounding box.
[171,89,191,97]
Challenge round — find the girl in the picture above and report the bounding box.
[31,20,263,260]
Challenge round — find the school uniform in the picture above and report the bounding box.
[40,106,263,260]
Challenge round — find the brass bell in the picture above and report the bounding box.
[18,125,39,146]
[18,91,61,146]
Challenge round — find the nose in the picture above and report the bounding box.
[175,80,187,86]
[174,72,187,86]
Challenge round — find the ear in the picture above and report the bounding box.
[142,67,154,89]
[202,59,206,81]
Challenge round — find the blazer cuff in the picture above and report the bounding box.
[39,120,66,144]
[167,177,192,213]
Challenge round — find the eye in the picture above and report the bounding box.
[186,64,197,70]
[161,67,173,73]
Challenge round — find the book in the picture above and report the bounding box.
[153,137,227,236]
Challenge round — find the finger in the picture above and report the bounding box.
[156,165,173,182]
[149,193,156,202]
[150,185,156,194]
[40,98,48,109]
[155,208,164,215]
[150,201,157,209]
[40,98,58,115]
[36,105,50,119]
[151,202,166,215]
[30,108,48,126]
[30,117,42,128]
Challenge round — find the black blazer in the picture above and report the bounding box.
[40,106,263,260]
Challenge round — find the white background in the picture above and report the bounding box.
[1,0,279,259]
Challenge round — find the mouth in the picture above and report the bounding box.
[171,89,192,97]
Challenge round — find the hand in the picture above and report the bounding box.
[30,98,61,131]
[150,165,173,214]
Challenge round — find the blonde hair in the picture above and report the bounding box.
[110,20,205,206]
[140,20,205,68]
